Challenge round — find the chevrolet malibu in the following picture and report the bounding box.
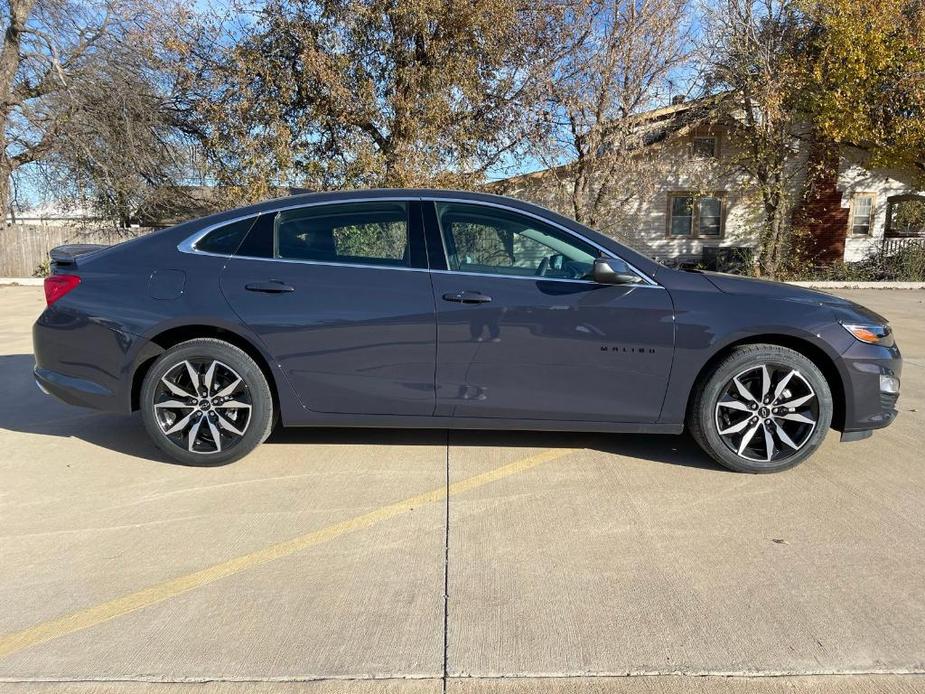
[33,190,901,472]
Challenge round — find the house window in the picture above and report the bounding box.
[850,194,875,235]
[692,136,717,158]
[885,195,925,237]
[668,193,725,237]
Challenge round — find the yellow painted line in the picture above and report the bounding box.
[0,447,575,659]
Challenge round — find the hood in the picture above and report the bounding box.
[700,271,889,323]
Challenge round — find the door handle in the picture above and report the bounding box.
[245,280,295,293]
[442,291,492,304]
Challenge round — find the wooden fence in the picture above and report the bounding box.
[0,224,153,277]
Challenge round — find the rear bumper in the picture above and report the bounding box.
[839,340,902,433]
[34,365,116,410]
[32,306,143,413]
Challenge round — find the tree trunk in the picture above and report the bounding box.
[0,0,37,221]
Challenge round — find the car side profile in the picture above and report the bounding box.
[33,189,901,472]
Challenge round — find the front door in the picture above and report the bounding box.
[428,201,674,422]
[220,200,437,416]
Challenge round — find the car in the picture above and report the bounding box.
[32,189,902,472]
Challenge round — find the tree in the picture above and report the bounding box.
[183,0,560,203]
[703,0,809,277]
[534,0,691,231]
[0,0,197,224]
[801,0,925,177]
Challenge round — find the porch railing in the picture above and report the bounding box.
[881,236,925,255]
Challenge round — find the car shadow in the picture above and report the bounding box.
[0,353,723,471]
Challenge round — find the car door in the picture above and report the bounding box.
[426,200,675,422]
[219,199,437,416]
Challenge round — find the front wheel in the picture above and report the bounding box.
[140,338,274,466]
[689,344,833,473]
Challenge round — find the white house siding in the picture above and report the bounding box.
[837,147,925,262]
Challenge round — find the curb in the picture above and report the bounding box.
[788,281,925,290]
[0,278,43,286]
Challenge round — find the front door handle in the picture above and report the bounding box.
[245,280,295,294]
[442,291,492,304]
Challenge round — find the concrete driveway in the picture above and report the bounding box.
[0,286,922,694]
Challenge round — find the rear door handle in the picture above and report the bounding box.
[245,280,295,294]
[442,291,492,304]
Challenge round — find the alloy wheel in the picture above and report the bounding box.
[714,363,818,463]
[152,359,252,455]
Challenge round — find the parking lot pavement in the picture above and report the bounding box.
[0,286,923,693]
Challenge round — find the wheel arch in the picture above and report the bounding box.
[686,334,847,431]
[131,323,281,416]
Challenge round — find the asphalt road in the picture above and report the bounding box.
[0,286,922,694]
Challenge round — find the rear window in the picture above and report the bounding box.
[196,217,258,255]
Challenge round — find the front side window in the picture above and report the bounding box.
[274,202,409,266]
[435,202,598,280]
[668,193,725,237]
[850,194,875,235]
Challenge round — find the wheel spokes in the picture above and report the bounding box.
[777,393,814,409]
[717,362,818,464]
[155,399,195,409]
[187,413,204,452]
[759,365,771,401]
[719,417,753,435]
[775,425,801,450]
[184,361,201,392]
[773,370,797,402]
[216,412,245,436]
[776,412,815,425]
[204,361,218,392]
[205,416,222,453]
[763,425,775,461]
[718,397,751,412]
[161,377,195,400]
[737,422,762,455]
[733,375,758,403]
[154,358,252,455]
[164,411,196,435]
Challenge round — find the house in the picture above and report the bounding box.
[492,98,925,269]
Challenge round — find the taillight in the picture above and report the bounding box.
[44,274,81,306]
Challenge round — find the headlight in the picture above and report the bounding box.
[840,322,894,347]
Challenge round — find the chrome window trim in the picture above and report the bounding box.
[177,194,662,288]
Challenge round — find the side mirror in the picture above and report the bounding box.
[592,257,642,285]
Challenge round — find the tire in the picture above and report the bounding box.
[140,338,273,466]
[688,344,833,473]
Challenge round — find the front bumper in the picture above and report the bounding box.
[839,339,902,433]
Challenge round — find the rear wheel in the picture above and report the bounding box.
[140,338,273,466]
[689,344,833,473]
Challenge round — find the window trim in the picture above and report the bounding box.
[691,135,719,159]
[849,192,876,236]
[665,192,727,239]
[178,195,661,288]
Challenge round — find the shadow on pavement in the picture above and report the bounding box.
[0,353,722,471]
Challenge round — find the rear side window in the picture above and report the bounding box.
[274,202,409,267]
[195,217,258,255]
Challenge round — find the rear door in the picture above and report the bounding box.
[219,199,437,416]
[426,200,675,422]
